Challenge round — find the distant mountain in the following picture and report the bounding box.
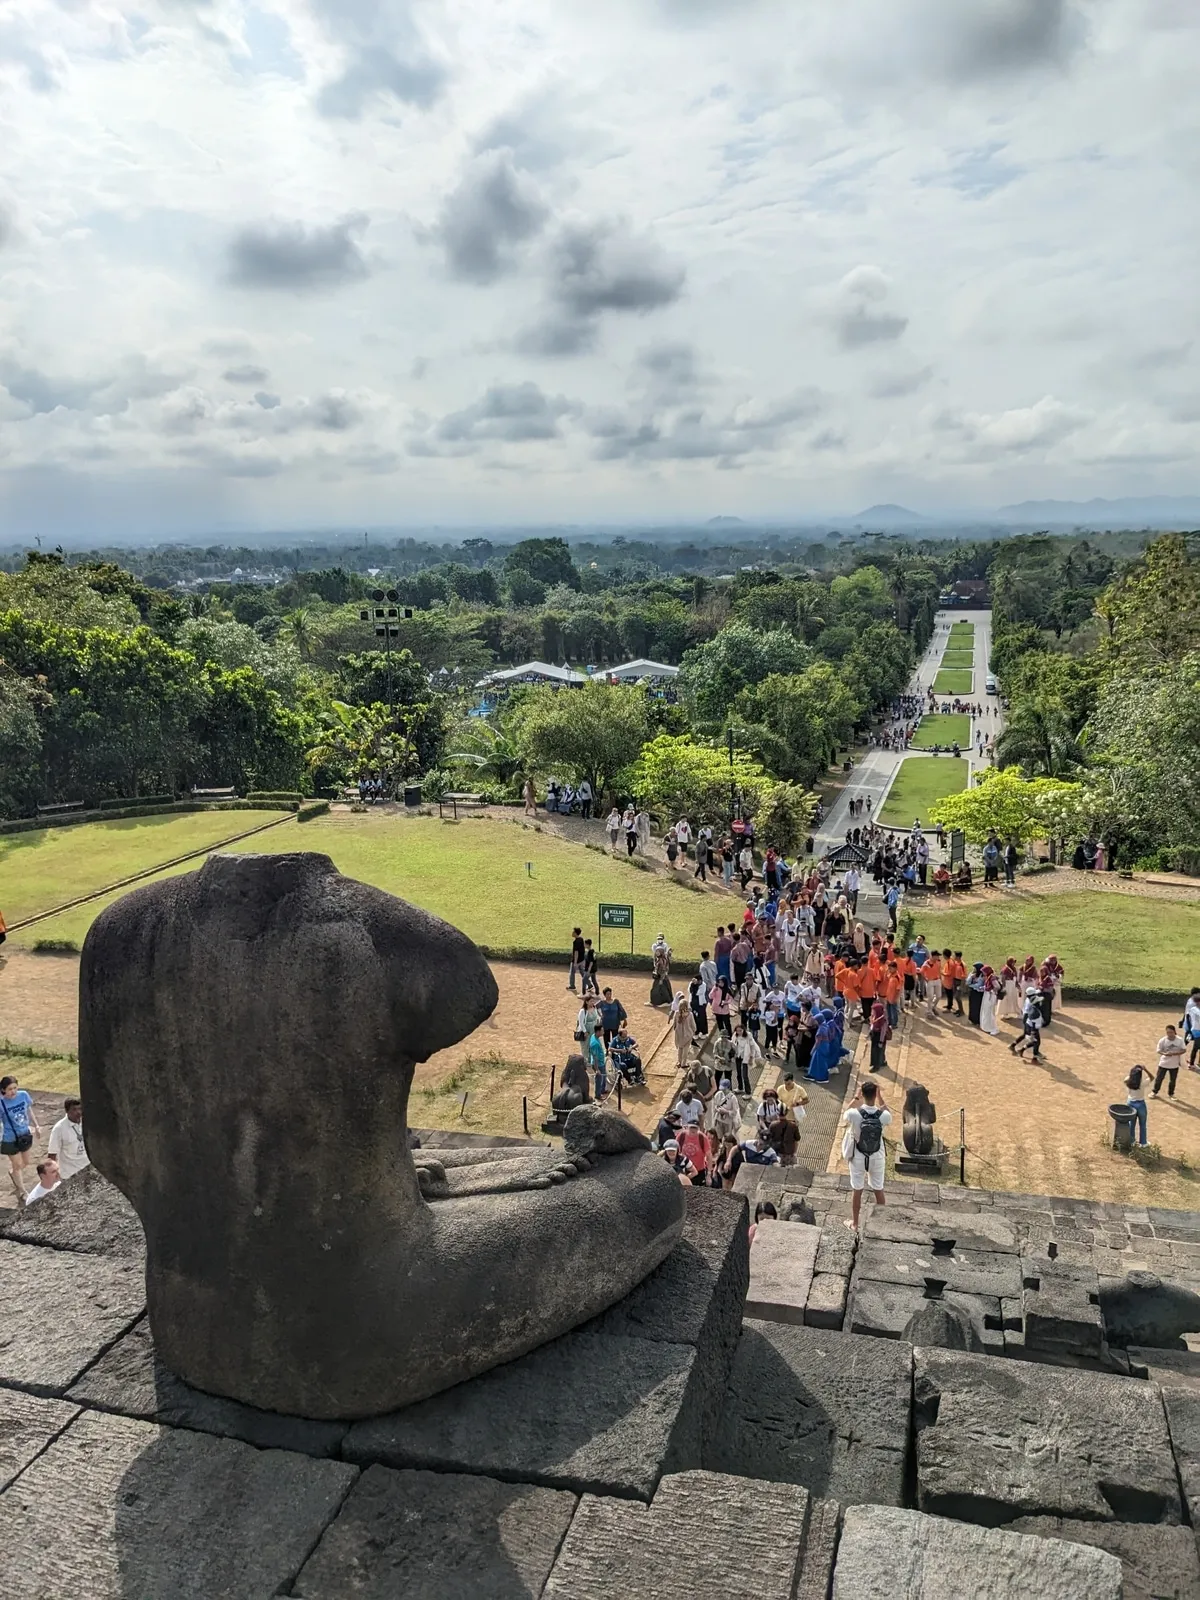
[707,515,744,526]
[996,496,1200,527]
[852,504,927,526]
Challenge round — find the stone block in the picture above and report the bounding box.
[832,1505,1122,1598]
[854,1238,1022,1299]
[294,1464,576,1599]
[1163,1386,1200,1529]
[0,1389,79,1491]
[914,1347,1182,1524]
[0,1408,356,1597]
[1129,1346,1200,1393]
[343,1330,700,1501]
[814,1221,856,1277]
[707,1320,910,1506]
[586,1187,748,1459]
[847,1279,1004,1355]
[805,1273,848,1330]
[864,1204,1018,1254]
[1023,1282,1104,1358]
[67,1318,347,1457]
[1021,1250,1099,1287]
[1008,1516,1200,1600]
[0,1240,143,1394]
[746,1220,821,1325]
[794,1497,841,1600]
[0,1168,144,1259]
[543,1470,809,1600]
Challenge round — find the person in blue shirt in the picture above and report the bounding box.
[597,988,627,1046]
[0,1076,41,1204]
[587,1028,608,1098]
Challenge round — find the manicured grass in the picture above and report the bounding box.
[878,758,969,827]
[933,669,974,695]
[939,651,975,668]
[949,622,975,637]
[20,813,725,960]
[0,810,286,926]
[911,892,1200,994]
[910,715,972,749]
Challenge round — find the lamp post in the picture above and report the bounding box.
[358,588,411,715]
[727,725,737,833]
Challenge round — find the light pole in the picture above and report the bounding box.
[358,588,411,715]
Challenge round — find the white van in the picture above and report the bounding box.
[985,674,997,695]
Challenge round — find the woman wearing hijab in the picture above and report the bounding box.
[605,807,622,853]
[795,1002,817,1077]
[688,975,709,1038]
[979,967,1000,1036]
[710,1077,741,1140]
[803,942,825,991]
[998,958,1022,1022]
[671,991,697,1068]
[852,920,868,956]
[711,977,733,1037]
[1020,955,1039,997]
[868,999,891,1073]
[1041,955,1065,1022]
[807,1008,838,1083]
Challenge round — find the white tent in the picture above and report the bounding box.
[606,659,680,682]
[476,661,587,689]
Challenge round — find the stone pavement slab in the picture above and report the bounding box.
[68,1318,347,1457]
[293,1464,576,1600]
[543,1470,810,1600]
[708,1320,910,1506]
[0,1240,143,1394]
[832,1505,1122,1599]
[0,1408,356,1598]
[1162,1386,1200,1530]
[0,1168,144,1258]
[0,1389,79,1491]
[854,1237,1022,1299]
[343,1330,700,1501]
[1008,1515,1200,1600]
[847,1279,1004,1355]
[863,1204,1018,1253]
[746,1220,820,1325]
[914,1347,1182,1524]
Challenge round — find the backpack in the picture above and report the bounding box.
[855,1107,884,1159]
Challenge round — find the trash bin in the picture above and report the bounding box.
[1109,1103,1137,1153]
[403,785,423,807]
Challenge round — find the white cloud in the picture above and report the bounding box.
[0,0,1196,531]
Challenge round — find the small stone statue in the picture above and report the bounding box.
[650,933,673,1007]
[902,1083,937,1157]
[551,1054,592,1115]
[80,853,686,1420]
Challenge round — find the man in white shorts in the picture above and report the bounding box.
[842,1080,891,1232]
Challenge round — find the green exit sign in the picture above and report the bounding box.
[599,903,634,930]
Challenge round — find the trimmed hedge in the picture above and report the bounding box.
[478,946,665,973]
[98,793,174,810]
[247,791,304,802]
[297,800,330,822]
[0,798,305,835]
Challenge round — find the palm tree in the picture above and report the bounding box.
[996,699,1084,778]
[281,608,314,661]
[448,724,524,785]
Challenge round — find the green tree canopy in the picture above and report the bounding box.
[928,769,1083,845]
[678,624,807,730]
[505,680,651,796]
[735,665,862,787]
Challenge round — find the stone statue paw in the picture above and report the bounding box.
[563,1104,652,1158]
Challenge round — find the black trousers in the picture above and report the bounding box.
[735,1059,751,1095]
[968,989,983,1026]
[1154,1065,1179,1097]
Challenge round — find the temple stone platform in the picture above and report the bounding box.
[4,1161,1200,1596]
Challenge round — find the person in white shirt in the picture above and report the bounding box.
[842,1082,892,1232]
[673,1090,704,1128]
[25,1156,61,1206]
[675,817,692,860]
[699,952,719,995]
[1153,1025,1188,1100]
[844,866,860,915]
[1185,989,1200,1070]
[47,1098,88,1180]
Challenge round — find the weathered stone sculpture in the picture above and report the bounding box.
[551,1054,592,1115]
[79,852,686,1420]
[902,1084,937,1157]
[1099,1271,1200,1349]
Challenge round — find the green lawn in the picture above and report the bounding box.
[16,814,724,960]
[879,758,969,827]
[912,891,1200,994]
[0,810,285,926]
[949,623,975,637]
[910,715,972,749]
[933,669,974,695]
[940,651,975,668]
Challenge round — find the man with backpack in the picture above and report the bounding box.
[842,1080,891,1232]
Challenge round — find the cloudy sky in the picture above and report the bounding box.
[0,0,1198,536]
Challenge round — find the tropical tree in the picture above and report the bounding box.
[928,770,1083,845]
[628,733,814,849]
[995,698,1085,778]
[505,680,651,798]
[735,665,862,787]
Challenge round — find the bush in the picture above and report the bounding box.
[297,800,330,822]
[247,790,304,802]
[97,793,173,810]
[32,938,79,954]
[422,768,454,802]
[1135,847,1200,876]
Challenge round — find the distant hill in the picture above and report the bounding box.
[997,496,1200,527]
[852,504,926,526]
[707,515,744,526]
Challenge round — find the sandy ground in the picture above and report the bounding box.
[0,950,674,1142]
[855,995,1200,1208]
